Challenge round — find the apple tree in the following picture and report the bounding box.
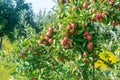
[11,0,120,80]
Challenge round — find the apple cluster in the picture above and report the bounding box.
[83,31,94,51]
[38,27,54,45]
[60,22,77,49]
[81,31,94,63]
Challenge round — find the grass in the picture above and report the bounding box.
[0,58,15,80]
[0,37,27,80]
[0,59,28,80]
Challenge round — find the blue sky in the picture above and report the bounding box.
[25,0,56,14]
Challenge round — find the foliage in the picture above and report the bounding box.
[36,10,56,32]
[2,0,120,80]
[0,0,35,42]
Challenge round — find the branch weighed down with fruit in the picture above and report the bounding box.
[36,0,120,79]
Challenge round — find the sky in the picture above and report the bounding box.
[25,0,56,14]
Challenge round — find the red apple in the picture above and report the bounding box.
[67,25,72,30]
[96,12,103,20]
[48,38,53,43]
[61,39,66,45]
[46,31,52,37]
[48,27,54,33]
[72,5,77,11]
[86,34,93,41]
[89,0,93,2]
[63,36,69,41]
[83,2,88,9]
[92,8,96,13]
[71,22,77,28]
[45,36,49,41]
[87,42,94,50]
[38,40,42,44]
[83,52,88,57]
[109,0,114,4]
[83,31,90,38]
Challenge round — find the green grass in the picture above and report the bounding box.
[0,58,28,80]
[0,58,15,80]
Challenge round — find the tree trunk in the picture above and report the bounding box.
[0,37,2,49]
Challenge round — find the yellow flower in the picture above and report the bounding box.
[95,49,119,69]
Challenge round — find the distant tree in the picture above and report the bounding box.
[0,0,35,48]
[36,10,56,32]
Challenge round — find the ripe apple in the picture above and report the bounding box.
[61,39,66,45]
[63,36,69,41]
[46,31,51,37]
[83,2,88,9]
[38,40,42,44]
[89,0,93,2]
[67,25,72,30]
[86,34,93,41]
[48,27,54,33]
[92,8,96,13]
[83,51,88,57]
[109,0,114,4]
[72,5,77,11]
[71,22,77,28]
[96,12,103,20]
[45,36,49,41]
[87,42,94,50]
[83,31,90,38]
[48,38,53,43]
